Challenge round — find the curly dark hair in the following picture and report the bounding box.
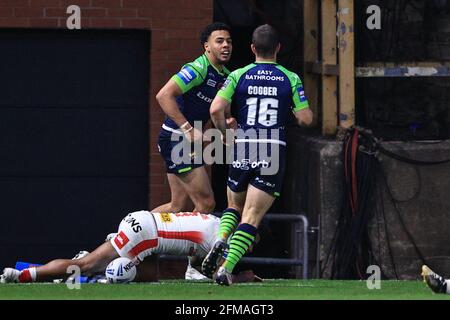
[200,22,231,46]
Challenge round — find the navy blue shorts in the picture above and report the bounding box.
[227,141,286,197]
[157,129,203,175]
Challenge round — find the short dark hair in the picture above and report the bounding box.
[252,24,279,58]
[200,22,231,46]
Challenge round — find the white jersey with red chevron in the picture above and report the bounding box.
[110,210,219,262]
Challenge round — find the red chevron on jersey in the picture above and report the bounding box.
[128,239,158,257]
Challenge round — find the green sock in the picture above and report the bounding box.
[223,223,257,272]
[217,208,240,242]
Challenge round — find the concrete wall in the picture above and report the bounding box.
[283,130,450,279]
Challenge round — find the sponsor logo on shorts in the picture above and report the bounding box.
[255,176,276,188]
[232,158,250,170]
[228,177,239,186]
[114,231,129,250]
[160,213,173,223]
[177,67,197,85]
[232,159,270,170]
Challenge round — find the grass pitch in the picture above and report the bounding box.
[0,279,449,300]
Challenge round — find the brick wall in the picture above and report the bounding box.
[0,0,212,209]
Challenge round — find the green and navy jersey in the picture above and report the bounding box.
[217,62,308,144]
[161,54,230,135]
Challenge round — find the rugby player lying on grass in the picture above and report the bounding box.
[0,211,262,284]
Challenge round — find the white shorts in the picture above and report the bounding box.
[110,211,158,262]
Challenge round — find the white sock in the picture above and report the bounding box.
[446,280,450,294]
